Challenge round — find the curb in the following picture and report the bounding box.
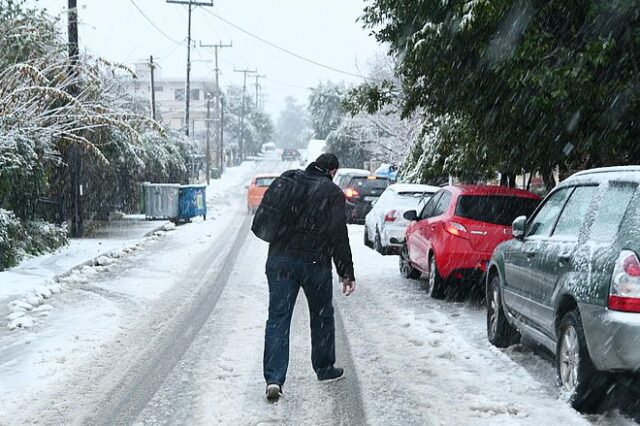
[53,221,171,282]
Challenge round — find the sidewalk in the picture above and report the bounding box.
[0,216,171,329]
[0,160,259,331]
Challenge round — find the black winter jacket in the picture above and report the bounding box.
[268,163,355,281]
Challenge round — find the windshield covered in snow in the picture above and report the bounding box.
[455,195,540,226]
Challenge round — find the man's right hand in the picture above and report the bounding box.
[342,278,356,296]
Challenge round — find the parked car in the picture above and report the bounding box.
[333,168,371,188]
[400,185,541,298]
[246,174,279,214]
[281,148,301,161]
[339,175,391,224]
[486,166,640,412]
[364,183,440,255]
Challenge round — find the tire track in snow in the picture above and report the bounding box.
[81,158,289,424]
[280,284,367,425]
[82,214,252,425]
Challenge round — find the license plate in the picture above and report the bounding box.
[364,196,378,202]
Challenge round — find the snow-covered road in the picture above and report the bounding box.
[1,158,637,425]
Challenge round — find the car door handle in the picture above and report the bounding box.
[525,251,536,260]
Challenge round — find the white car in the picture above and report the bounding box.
[364,183,440,255]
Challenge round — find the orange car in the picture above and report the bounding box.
[247,174,279,213]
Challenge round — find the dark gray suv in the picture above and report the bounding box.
[486,166,640,412]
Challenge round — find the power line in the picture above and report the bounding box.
[201,10,250,68]
[263,76,310,91]
[202,8,364,79]
[129,0,185,46]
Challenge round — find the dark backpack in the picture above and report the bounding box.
[251,169,307,243]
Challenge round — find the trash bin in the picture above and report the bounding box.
[178,184,207,221]
[141,183,180,220]
[210,168,221,179]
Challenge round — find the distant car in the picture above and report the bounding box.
[246,174,279,214]
[364,183,440,255]
[281,148,301,161]
[487,166,640,412]
[400,185,540,298]
[340,175,391,224]
[262,142,276,154]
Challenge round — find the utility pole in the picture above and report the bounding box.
[205,94,211,182]
[67,0,82,238]
[166,0,213,136]
[199,41,231,175]
[220,95,225,172]
[234,68,256,161]
[254,74,266,110]
[149,55,157,121]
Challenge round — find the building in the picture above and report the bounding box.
[126,62,228,176]
[130,62,216,137]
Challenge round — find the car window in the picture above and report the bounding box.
[455,195,540,226]
[255,177,276,187]
[420,192,442,220]
[398,191,431,199]
[349,177,390,194]
[551,186,598,239]
[589,182,638,243]
[526,187,571,238]
[432,191,451,217]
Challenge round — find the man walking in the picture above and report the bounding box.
[263,153,356,401]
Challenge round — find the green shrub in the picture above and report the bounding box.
[0,208,68,271]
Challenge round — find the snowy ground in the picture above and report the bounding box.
[0,156,638,425]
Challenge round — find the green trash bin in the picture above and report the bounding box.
[210,168,221,179]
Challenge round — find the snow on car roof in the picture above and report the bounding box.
[560,165,640,184]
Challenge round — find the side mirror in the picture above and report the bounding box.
[512,215,527,240]
[403,210,418,221]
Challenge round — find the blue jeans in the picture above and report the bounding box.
[263,255,336,386]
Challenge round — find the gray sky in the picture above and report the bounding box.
[37,0,381,116]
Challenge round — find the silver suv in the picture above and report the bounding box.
[487,166,640,412]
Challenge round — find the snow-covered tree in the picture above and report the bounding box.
[308,82,345,139]
[223,85,274,159]
[275,96,311,149]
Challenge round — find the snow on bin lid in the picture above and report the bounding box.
[142,183,181,187]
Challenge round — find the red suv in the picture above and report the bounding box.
[400,185,540,298]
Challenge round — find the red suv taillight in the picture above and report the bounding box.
[443,221,468,238]
[609,250,640,313]
[384,210,397,222]
[344,188,360,199]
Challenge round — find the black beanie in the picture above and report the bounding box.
[315,153,340,171]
